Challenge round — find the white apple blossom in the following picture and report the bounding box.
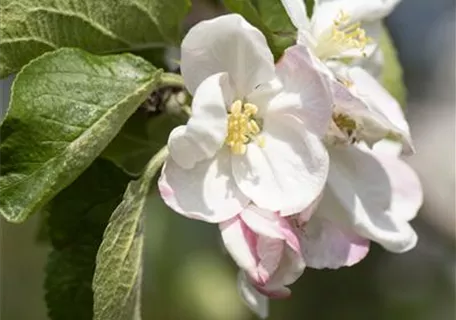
[280,0,413,153]
[281,0,401,62]
[158,14,332,222]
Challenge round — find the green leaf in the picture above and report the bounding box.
[45,159,131,320]
[380,26,407,108]
[254,0,295,34]
[93,147,169,320]
[0,48,162,223]
[223,0,296,60]
[305,0,315,16]
[0,0,191,77]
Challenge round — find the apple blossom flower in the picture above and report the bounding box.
[280,0,401,61]
[224,203,369,318]
[158,14,332,222]
[219,204,305,299]
[280,0,413,153]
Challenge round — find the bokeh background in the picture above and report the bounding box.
[1,0,455,319]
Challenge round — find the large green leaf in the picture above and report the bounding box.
[223,0,296,60]
[93,147,169,320]
[0,0,191,77]
[45,159,131,320]
[0,48,162,223]
[380,26,407,108]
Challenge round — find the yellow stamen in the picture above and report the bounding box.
[315,10,372,59]
[339,77,354,88]
[332,112,358,144]
[225,100,265,154]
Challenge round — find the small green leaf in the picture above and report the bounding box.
[102,73,187,176]
[305,0,315,16]
[93,147,169,320]
[254,0,295,34]
[0,48,162,223]
[45,159,130,320]
[223,0,296,60]
[380,26,407,108]
[102,111,178,176]
[0,0,191,77]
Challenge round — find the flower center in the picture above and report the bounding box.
[314,10,371,60]
[327,112,360,145]
[225,100,265,155]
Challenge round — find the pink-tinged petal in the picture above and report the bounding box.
[168,73,231,169]
[237,272,269,319]
[232,114,329,216]
[181,14,275,97]
[277,217,301,253]
[240,206,301,252]
[322,145,419,253]
[255,247,305,298]
[240,206,284,240]
[272,45,333,137]
[220,217,260,283]
[347,67,414,154]
[254,283,291,299]
[296,190,324,224]
[158,148,249,223]
[300,216,370,269]
[256,237,285,285]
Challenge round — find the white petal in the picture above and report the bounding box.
[158,148,249,223]
[348,66,414,154]
[246,78,283,118]
[323,145,419,252]
[300,216,370,269]
[370,148,423,222]
[168,73,231,169]
[356,44,384,79]
[279,0,310,30]
[272,45,333,137]
[232,114,329,215]
[369,139,402,157]
[181,14,275,97]
[219,217,259,281]
[237,272,269,319]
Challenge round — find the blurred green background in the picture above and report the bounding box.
[1,0,455,319]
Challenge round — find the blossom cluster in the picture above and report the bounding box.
[158,0,422,317]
